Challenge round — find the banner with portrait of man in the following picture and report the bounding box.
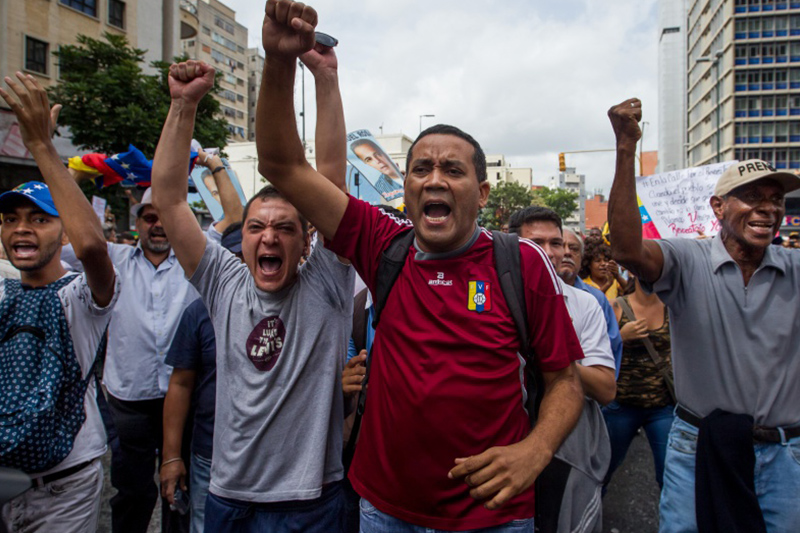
[346,129,404,206]
[191,158,247,222]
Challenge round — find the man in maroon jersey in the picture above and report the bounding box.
[254,1,585,530]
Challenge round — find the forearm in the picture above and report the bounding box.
[209,160,243,231]
[256,56,310,181]
[162,383,193,459]
[575,365,616,406]
[152,100,197,210]
[525,364,584,460]
[313,70,347,192]
[29,143,106,258]
[608,143,641,263]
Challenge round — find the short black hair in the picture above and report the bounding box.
[507,206,562,235]
[351,138,381,153]
[242,185,308,235]
[406,124,487,183]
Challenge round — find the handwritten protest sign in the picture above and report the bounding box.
[636,161,737,238]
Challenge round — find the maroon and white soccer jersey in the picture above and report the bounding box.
[327,196,583,530]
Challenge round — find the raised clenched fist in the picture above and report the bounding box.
[168,60,215,105]
[608,98,643,148]
[263,0,318,59]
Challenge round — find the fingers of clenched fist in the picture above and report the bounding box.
[169,60,211,82]
[608,98,643,144]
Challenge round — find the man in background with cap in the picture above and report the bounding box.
[608,98,800,531]
[61,161,241,533]
[0,73,118,532]
[160,222,243,533]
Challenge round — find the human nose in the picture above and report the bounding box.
[424,167,447,189]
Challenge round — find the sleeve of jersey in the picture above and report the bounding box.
[519,241,584,372]
[324,194,412,291]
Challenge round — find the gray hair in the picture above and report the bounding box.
[563,228,584,257]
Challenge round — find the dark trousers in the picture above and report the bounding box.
[107,394,190,533]
[204,481,345,533]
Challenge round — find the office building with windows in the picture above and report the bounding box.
[181,0,249,141]
[686,0,800,170]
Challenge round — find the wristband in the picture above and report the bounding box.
[160,457,183,469]
[211,166,225,174]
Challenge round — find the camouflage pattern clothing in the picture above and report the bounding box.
[616,296,673,409]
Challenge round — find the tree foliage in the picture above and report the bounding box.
[479,181,542,230]
[49,33,228,155]
[533,187,580,222]
[47,33,229,222]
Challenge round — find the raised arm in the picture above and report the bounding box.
[256,0,348,241]
[196,150,244,233]
[150,61,216,278]
[301,43,347,192]
[607,98,664,283]
[0,73,115,305]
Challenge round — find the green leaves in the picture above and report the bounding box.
[479,182,579,230]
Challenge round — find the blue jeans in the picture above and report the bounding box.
[358,498,534,532]
[190,453,212,533]
[659,416,800,532]
[204,480,344,532]
[602,401,674,489]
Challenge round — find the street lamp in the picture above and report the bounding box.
[696,50,724,163]
[419,114,434,133]
[639,121,649,176]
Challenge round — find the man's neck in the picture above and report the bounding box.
[720,230,766,283]
[19,261,68,288]
[560,274,576,286]
[142,246,170,267]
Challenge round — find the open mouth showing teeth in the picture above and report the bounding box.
[258,255,283,275]
[12,243,38,258]
[423,203,451,222]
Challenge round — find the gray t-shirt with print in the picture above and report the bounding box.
[190,237,354,502]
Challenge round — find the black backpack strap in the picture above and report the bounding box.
[491,231,543,423]
[351,289,369,354]
[343,228,414,473]
[371,229,415,328]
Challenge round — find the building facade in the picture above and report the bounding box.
[0,0,180,189]
[659,0,689,172]
[246,48,264,141]
[485,154,533,189]
[686,0,800,170]
[180,0,249,141]
[550,167,586,232]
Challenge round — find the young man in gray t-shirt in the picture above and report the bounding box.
[149,48,354,531]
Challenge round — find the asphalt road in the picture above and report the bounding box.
[96,431,661,532]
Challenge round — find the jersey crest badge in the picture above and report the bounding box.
[467,281,492,313]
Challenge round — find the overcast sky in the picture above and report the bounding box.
[223,0,659,195]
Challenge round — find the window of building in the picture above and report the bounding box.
[202,26,211,36]
[236,94,244,102]
[108,0,125,28]
[749,18,761,32]
[214,16,235,34]
[763,17,775,30]
[60,0,97,16]
[25,37,49,75]
[776,16,788,31]
[220,89,237,102]
[776,121,788,141]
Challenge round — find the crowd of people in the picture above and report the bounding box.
[1,1,800,533]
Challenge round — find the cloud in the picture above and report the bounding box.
[224,0,659,194]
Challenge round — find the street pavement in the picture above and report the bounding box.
[97,431,661,532]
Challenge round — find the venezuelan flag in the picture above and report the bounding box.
[637,196,661,239]
[468,281,492,313]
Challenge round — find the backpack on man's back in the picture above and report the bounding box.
[0,275,103,473]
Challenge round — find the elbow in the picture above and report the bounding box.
[594,382,617,407]
[73,236,109,263]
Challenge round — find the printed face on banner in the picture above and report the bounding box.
[635,162,737,239]
[346,130,404,205]
[191,160,248,222]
